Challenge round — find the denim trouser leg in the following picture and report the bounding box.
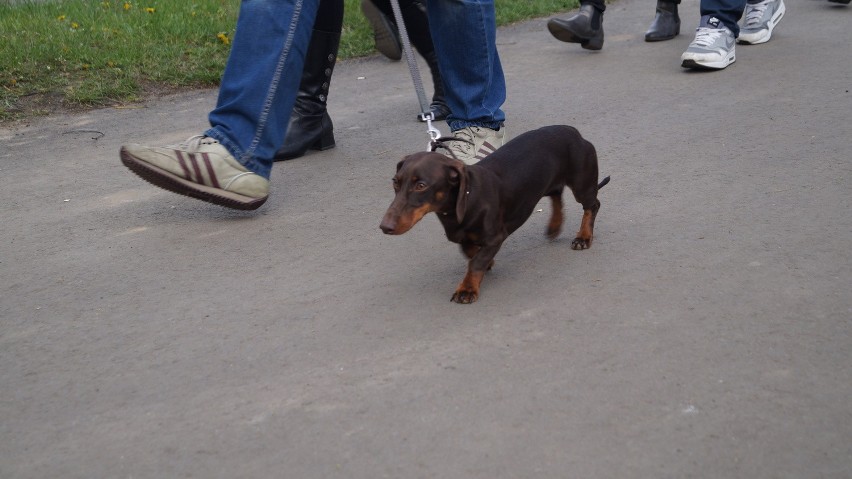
[206,0,320,179]
[701,0,746,36]
[427,0,506,132]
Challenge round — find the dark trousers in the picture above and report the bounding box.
[701,0,747,36]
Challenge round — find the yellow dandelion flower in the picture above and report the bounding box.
[217,32,230,45]
[145,7,155,13]
[71,22,80,29]
[57,15,66,21]
[124,2,132,10]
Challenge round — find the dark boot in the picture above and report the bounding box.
[645,0,680,42]
[371,0,450,121]
[402,1,450,121]
[361,0,402,60]
[547,4,604,51]
[274,29,340,161]
[419,50,451,122]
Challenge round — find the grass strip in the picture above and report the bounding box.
[1,0,577,121]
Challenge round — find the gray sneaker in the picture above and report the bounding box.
[443,126,506,165]
[120,135,270,210]
[681,16,736,70]
[738,0,785,45]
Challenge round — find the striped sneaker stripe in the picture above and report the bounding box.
[175,151,193,180]
[200,153,221,189]
[476,140,498,160]
[187,153,205,185]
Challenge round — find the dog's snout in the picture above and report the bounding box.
[380,215,397,234]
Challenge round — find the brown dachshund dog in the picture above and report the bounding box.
[380,125,610,304]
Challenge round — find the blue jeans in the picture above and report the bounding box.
[206,0,319,179]
[427,0,506,132]
[701,0,747,36]
[207,0,507,178]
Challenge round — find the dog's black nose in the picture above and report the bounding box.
[379,221,395,234]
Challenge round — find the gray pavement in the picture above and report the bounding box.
[2,0,851,477]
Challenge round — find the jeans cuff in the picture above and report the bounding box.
[448,120,504,132]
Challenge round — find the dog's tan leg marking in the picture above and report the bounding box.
[451,269,485,304]
[571,209,595,250]
[546,196,564,240]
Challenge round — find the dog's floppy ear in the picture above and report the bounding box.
[447,162,468,223]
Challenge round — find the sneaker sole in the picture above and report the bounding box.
[120,147,268,210]
[361,0,402,61]
[681,55,735,70]
[681,50,736,70]
[738,2,785,44]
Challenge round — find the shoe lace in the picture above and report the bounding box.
[693,27,723,47]
[447,129,474,155]
[745,1,769,26]
[167,134,217,150]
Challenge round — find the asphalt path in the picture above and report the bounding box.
[2,0,851,477]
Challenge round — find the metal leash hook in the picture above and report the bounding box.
[389,0,442,153]
[423,111,442,151]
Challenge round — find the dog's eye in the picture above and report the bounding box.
[414,181,428,192]
[392,178,400,191]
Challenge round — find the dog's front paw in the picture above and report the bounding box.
[571,237,592,250]
[451,288,479,304]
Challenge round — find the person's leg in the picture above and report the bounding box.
[645,0,681,42]
[738,0,785,45]
[680,0,744,70]
[428,0,506,163]
[371,0,451,121]
[361,0,403,60]
[699,0,746,36]
[121,0,320,209]
[427,0,504,130]
[546,0,605,51]
[275,0,343,160]
[207,0,321,178]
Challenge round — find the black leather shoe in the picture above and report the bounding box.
[645,0,680,42]
[419,99,451,122]
[547,4,604,51]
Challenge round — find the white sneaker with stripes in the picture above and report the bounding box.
[445,126,506,165]
[120,135,269,210]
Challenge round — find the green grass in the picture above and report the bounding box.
[0,0,577,121]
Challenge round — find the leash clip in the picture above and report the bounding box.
[423,112,442,151]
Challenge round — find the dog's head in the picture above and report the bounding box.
[379,152,469,235]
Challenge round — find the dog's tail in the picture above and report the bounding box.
[598,176,611,190]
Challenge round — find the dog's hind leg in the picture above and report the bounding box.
[546,194,564,241]
[571,198,600,250]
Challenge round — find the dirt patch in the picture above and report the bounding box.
[1,81,210,127]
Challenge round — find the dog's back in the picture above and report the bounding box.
[474,125,599,203]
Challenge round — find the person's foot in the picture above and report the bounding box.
[120,135,269,210]
[361,0,402,61]
[738,0,785,44]
[681,15,736,70]
[442,126,505,165]
[645,0,680,42]
[418,100,451,122]
[547,4,605,51]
